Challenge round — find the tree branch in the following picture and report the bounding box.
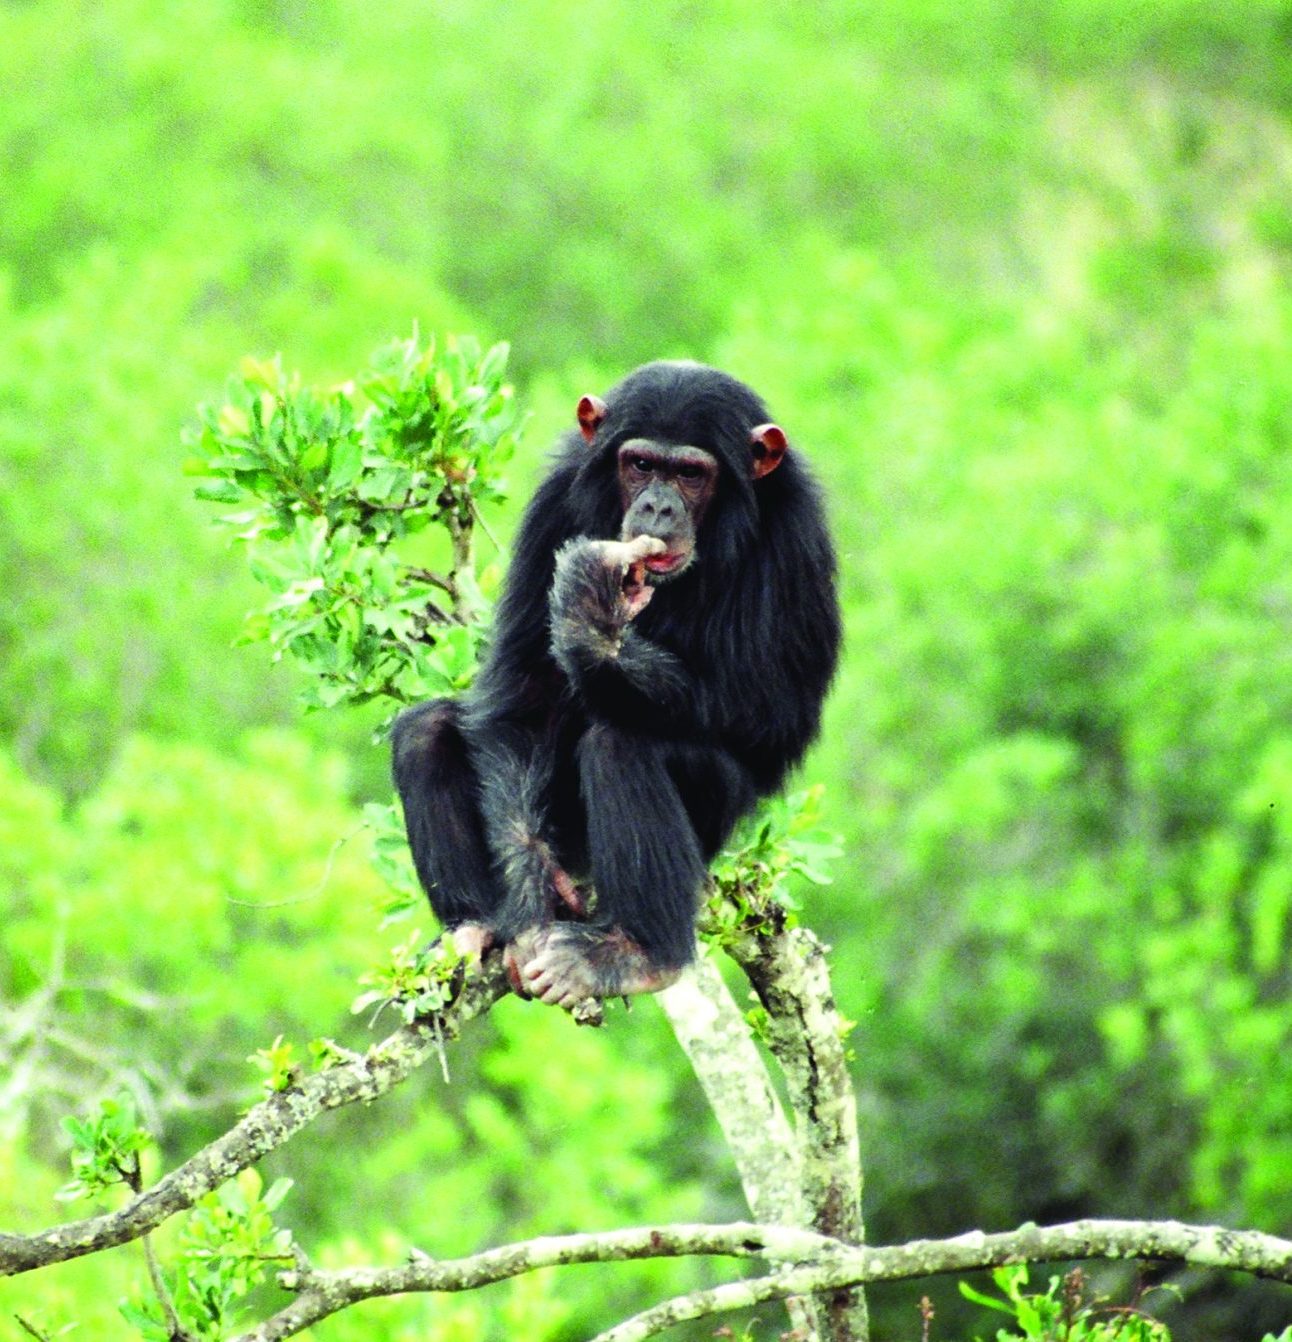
[0,957,509,1277]
[592,1263,833,1342]
[658,953,821,1338]
[659,957,799,1221]
[597,1218,1292,1341]
[233,1216,1292,1342]
[724,923,868,1340]
[236,1223,840,1341]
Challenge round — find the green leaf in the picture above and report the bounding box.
[262,1177,294,1212]
[329,434,363,488]
[958,1280,1016,1314]
[478,340,511,386]
[60,1116,95,1151]
[194,481,242,504]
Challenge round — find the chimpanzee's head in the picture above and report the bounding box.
[574,361,787,583]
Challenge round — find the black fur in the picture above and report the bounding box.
[392,361,840,986]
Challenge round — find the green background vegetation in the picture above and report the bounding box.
[4,1,1292,1337]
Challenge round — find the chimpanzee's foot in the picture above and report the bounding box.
[506,924,681,1009]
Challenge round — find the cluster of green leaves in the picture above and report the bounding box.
[957,1265,1292,1342]
[351,928,469,1026]
[703,785,842,946]
[55,1098,294,1342]
[0,732,398,1174]
[959,1266,1168,1342]
[119,1170,293,1342]
[184,332,519,710]
[248,1035,303,1094]
[57,1094,151,1202]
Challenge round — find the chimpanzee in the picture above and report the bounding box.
[392,361,840,1008]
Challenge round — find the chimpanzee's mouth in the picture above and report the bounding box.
[643,549,691,578]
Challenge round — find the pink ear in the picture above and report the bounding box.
[577,394,607,444]
[750,423,787,478]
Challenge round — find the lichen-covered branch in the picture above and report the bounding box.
[658,953,820,1338]
[592,1264,832,1342]
[595,1217,1292,1342]
[235,1222,840,1342]
[0,957,509,1277]
[724,924,867,1340]
[234,1216,1292,1342]
[658,957,799,1223]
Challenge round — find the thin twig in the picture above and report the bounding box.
[224,820,367,909]
[125,1160,193,1342]
[142,1234,191,1341]
[469,496,503,553]
[403,566,458,597]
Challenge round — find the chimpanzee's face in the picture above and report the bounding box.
[616,439,719,582]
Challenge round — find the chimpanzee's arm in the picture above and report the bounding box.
[548,537,708,727]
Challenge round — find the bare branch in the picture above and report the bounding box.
[445,507,476,623]
[658,957,798,1222]
[402,566,457,597]
[237,1223,840,1342]
[593,1263,833,1342]
[141,1228,192,1342]
[724,923,867,1339]
[469,495,503,554]
[0,957,509,1278]
[658,953,820,1338]
[121,1156,195,1342]
[599,1220,1292,1341]
[236,1215,1292,1342]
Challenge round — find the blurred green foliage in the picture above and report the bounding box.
[5,0,1292,1337]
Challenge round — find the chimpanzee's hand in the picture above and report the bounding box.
[549,535,666,663]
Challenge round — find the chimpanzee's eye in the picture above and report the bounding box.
[629,455,654,473]
[676,463,703,480]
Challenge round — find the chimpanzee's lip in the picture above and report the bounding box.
[644,550,690,575]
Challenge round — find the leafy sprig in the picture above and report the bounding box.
[184,331,520,711]
[704,784,843,946]
[57,1093,153,1202]
[119,1170,295,1342]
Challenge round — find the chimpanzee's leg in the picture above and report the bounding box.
[391,700,504,952]
[512,722,714,1006]
[665,741,758,862]
[466,720,586,946]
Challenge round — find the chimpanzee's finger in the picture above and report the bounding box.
[593,535,666,570]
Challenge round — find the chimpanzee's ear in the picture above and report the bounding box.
[750,423,787,479]
[577,394,607,444]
